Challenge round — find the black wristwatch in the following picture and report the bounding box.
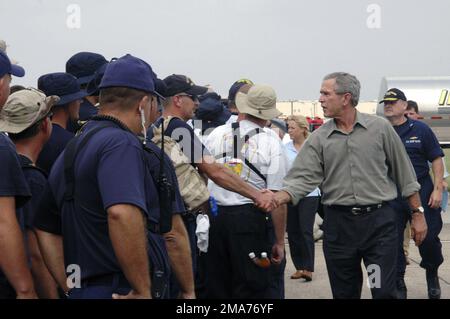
[411,206,425,215]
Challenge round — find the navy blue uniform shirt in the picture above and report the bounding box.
[33,182,61,235]
[0,133,31,207]
[79,99,98,122]
[37,124,74,174]
[17,155,47,230]
[34,121,169,281]
[393,118,444,180]
[0,134,32,282]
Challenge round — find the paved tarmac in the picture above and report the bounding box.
[284,211,450,299]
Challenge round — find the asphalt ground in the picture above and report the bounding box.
[284,211,450,299]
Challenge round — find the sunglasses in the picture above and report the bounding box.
[177,94,198,102]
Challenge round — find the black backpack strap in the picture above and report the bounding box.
[63,118,168,234]
[142,143,174,234]
[63,122,113,201]
[215,122,267,183]
[231,122,267,183]
[241,128,267,183]
[231,122,240,159]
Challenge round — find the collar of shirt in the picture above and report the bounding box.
[324,110,368,137]
[394,116,414,131]
[285,140,297,154]
[239,119,264,131]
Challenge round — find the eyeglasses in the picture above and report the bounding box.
[383,101,397,107]
[176,94,198,102]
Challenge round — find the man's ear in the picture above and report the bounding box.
[0,77,5,97]
[137,95,150,112]
[402,100,408,110]
[173,95,183,108]
[343,92,352,107]
[40,117,50,134]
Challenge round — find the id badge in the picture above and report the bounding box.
[224,158,243,176]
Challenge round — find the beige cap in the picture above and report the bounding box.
[0,88,59,134]
[235,84,281,120]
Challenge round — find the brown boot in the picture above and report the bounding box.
[300,270,313,281]
[290,270,304,279]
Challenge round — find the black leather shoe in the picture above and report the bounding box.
[396,278,407,299]
[426,269,441,299]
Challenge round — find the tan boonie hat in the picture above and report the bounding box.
[235,84,281,120]
[0,88,59,134]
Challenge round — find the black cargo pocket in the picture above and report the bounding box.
[232,211,271,292]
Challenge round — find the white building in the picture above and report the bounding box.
[276,100,378,118]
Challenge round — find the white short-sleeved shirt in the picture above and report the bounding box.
[225,114,238,125]
[205,120,289,206]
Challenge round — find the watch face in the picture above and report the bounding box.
[418,206,425,213]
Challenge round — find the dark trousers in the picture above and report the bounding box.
[390,198,410,278]
[323,204,398,299]
[169,212,197,298]
[0,277,15,299]
[68,274,132,299]
[265,215,286,299]
[68,286,131,299]
[195,251,209,299]
[206,204,272,299]
[287,196,320,271]
[68,272,169,299]
[390,175,444,279]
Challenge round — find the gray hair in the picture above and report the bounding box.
[323,72,360,107]
[162,96,173,108]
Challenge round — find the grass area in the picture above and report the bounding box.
[445,149,450,173]
[444,149,450,191]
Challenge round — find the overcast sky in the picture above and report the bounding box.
[1,0,450,101]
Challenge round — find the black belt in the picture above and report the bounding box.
[217,204,256,213]
[81,273,130,288]
[327,203,385,215]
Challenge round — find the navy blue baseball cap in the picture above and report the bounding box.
[38,72,87,106]
[66,52,108,85]
[379,88,407,104]
[270,118,288,133]
[0,50,25,78]
[163,74,208,97]
[85,63,108,96]
[99,54,161,98]
[228,78,253,103]
[195,93,231,124]
[155,78,167,98]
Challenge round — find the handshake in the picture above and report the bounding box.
[254,189,291,212]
